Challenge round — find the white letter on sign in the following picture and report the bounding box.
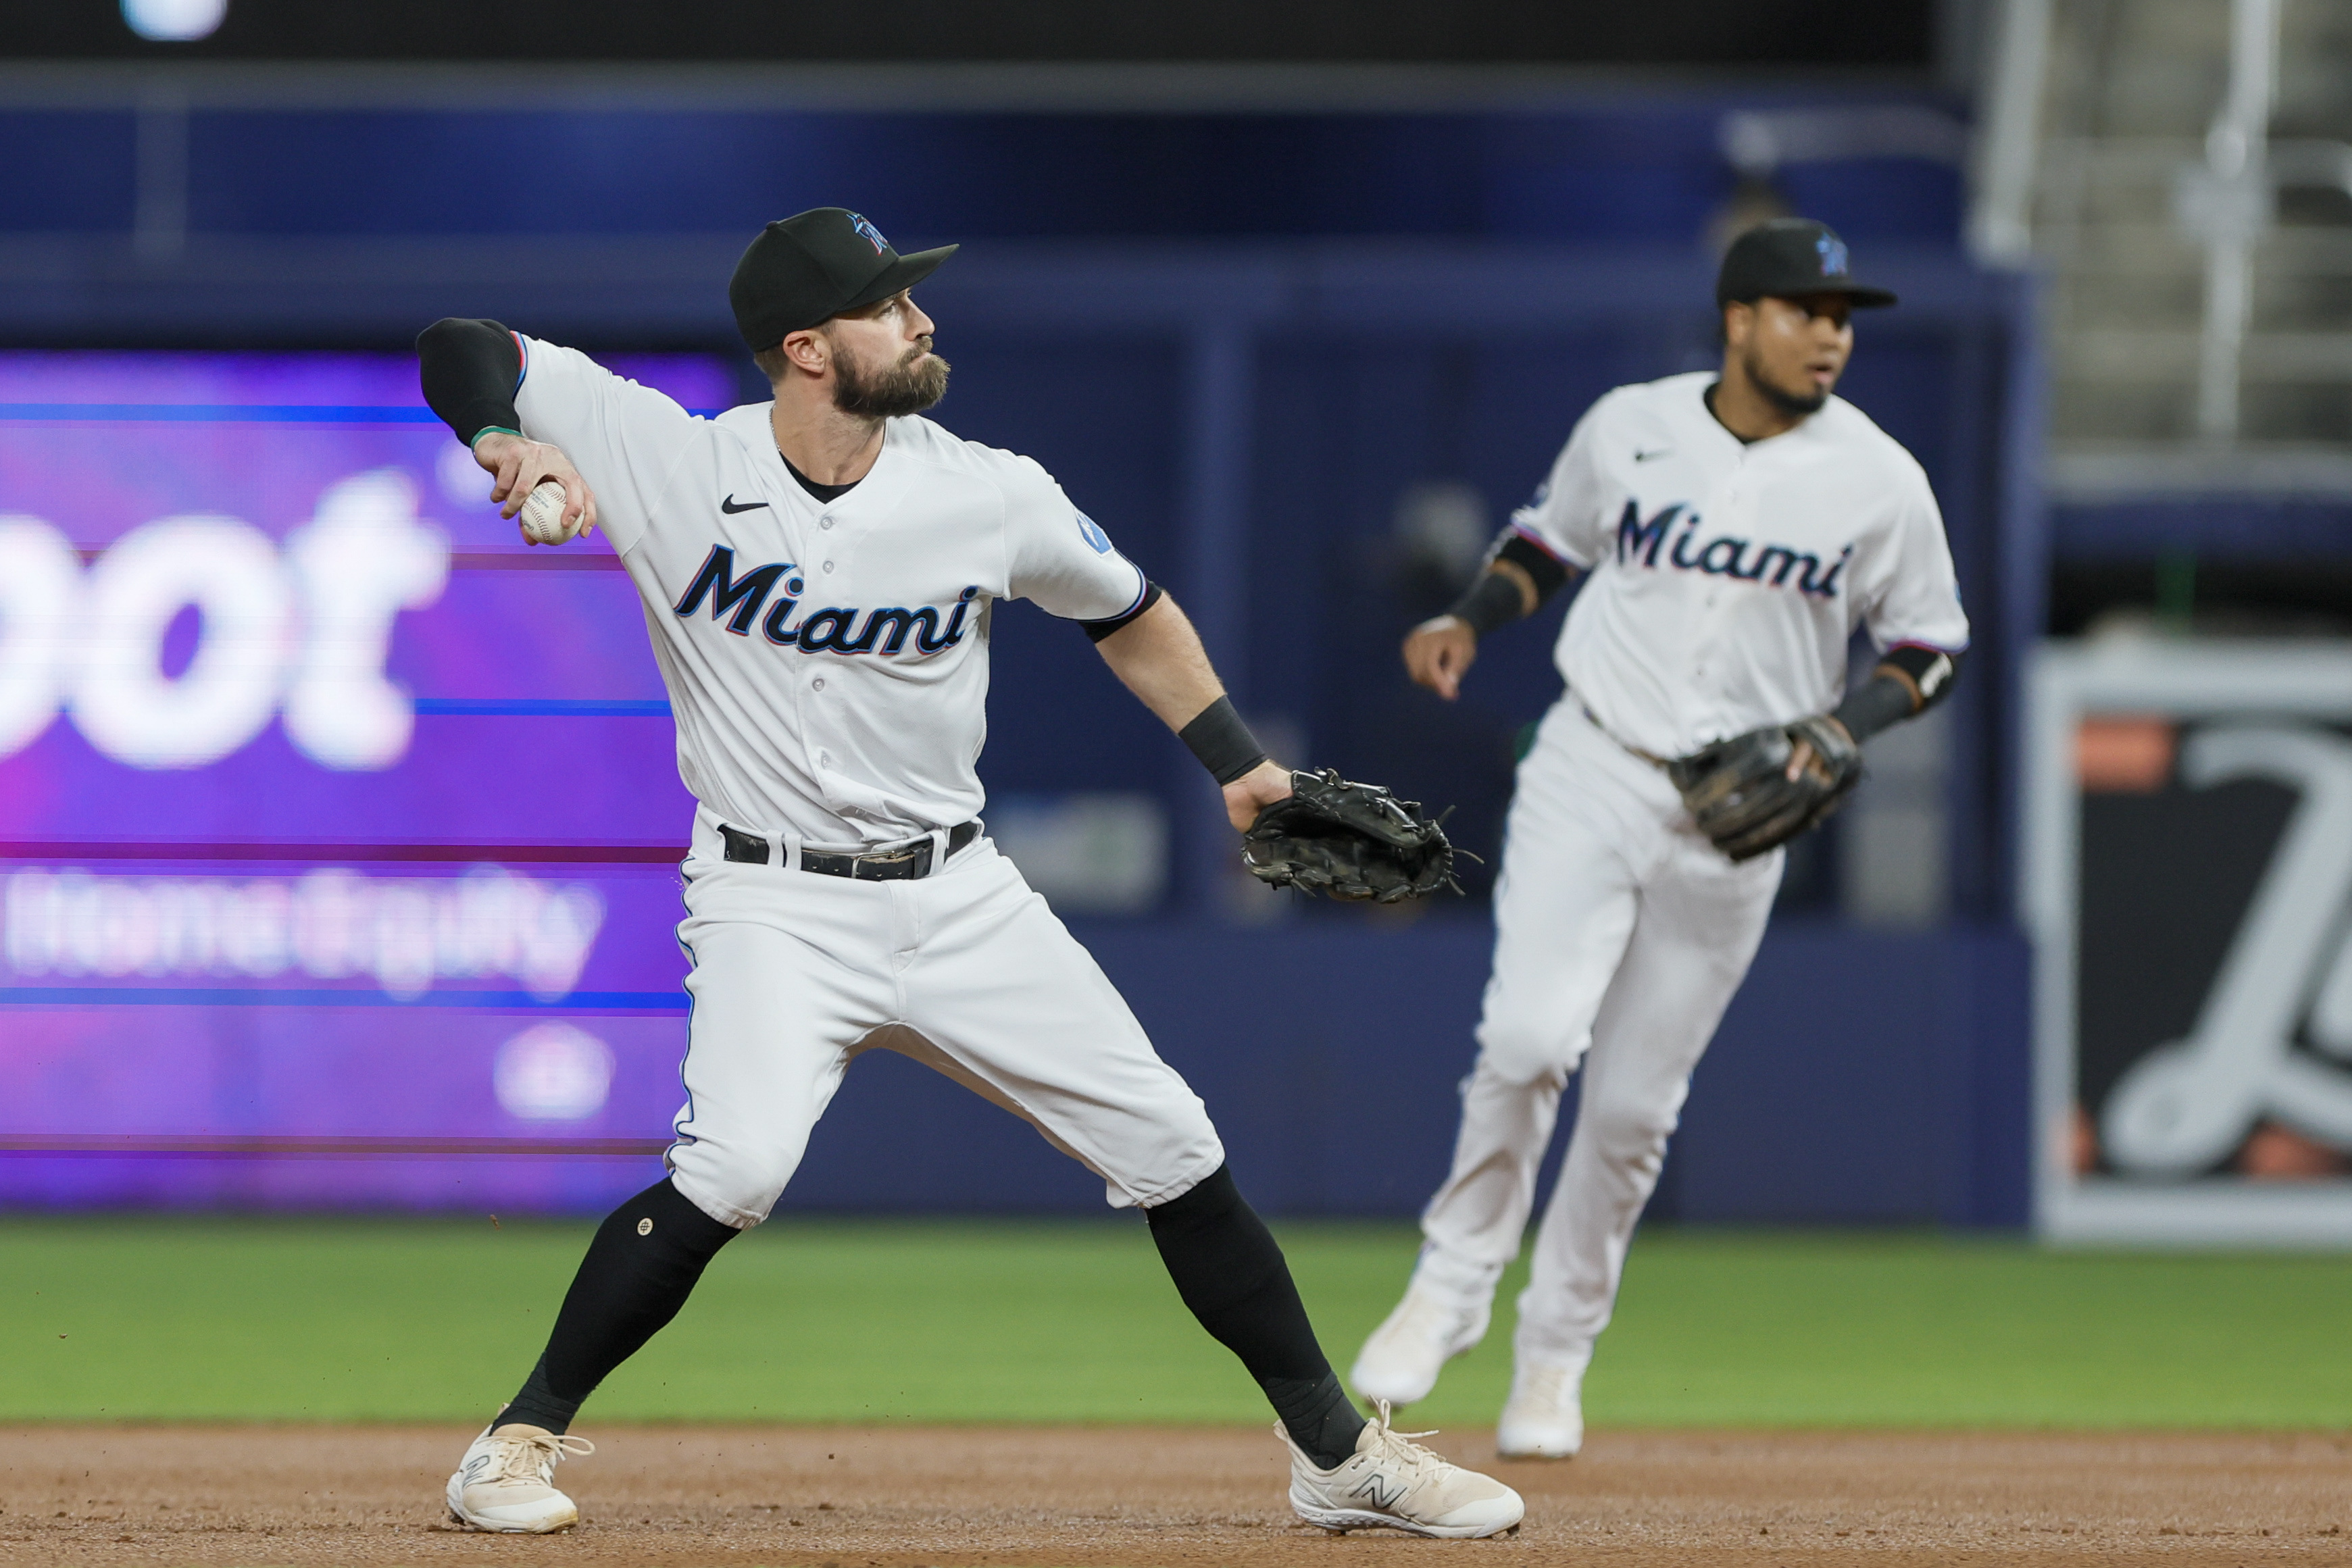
[0,517,82,757]
[70,516,293,768]
[283,470,450,769]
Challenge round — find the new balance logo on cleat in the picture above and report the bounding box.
[1278,1401,1523,1539]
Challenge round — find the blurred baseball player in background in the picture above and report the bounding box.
[1351,219,1969,1457]
[415,207,1520,1539]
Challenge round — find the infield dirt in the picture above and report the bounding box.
[3,1425,2349,1567]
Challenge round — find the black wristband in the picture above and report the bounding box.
[1178,695,1270,786]
[1445,570,1527,637]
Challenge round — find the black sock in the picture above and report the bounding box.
[495,1178,740,1434]
[1145,1164,1367,1468]
[1261,1372,1368,1470]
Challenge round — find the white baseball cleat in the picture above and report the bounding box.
[1348,1281,1490,1407]
[1496,1354,1587,1459]
[445,1425,595,1533]
[1280,1400,1524,1538]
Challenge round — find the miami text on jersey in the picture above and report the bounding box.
[1612,499,1851,599]
[672,544,978,655]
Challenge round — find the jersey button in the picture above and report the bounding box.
[820,752,832,768]
[811,677,826,692]
[820,517,835,530]
[822,561,835,572]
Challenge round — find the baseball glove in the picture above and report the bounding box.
[1241,769,1458,903]
[1666,716,1862,863]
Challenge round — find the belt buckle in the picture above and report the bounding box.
[851,841,930,880]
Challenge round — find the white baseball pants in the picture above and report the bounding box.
[664,807,1227,1228]
[1411,700,1782,1363]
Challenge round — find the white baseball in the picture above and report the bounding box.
[517,480,576,545]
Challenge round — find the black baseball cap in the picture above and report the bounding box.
[729,207,958,352]
[1716,218,1896,310]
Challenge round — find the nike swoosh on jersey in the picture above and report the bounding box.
[719,495,770,513]
[1632,447,1672,462]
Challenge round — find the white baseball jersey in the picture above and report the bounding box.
[1511,370,1970,761]
[1385,370,1976,1384]
[505,336,1222,1223]
[511,338,1149,846]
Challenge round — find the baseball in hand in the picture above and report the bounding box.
[517,480,577,545]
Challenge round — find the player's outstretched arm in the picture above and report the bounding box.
[1403,532,1576,701]
[1090,594,1290,830]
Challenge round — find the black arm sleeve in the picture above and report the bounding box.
[417,318,524,447]
[1079,580,1166,642]
[1443,531,1576,636]
[1833,647,1964,742]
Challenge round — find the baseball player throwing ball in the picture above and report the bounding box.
[414,208,1520,1539]
[1350,219,1968,1456]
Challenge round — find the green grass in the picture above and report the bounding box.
[3,1215,2348,1428]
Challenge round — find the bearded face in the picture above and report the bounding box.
[1741,335,1831,418]
[1727,293,1851,420]
[831,334,951,419]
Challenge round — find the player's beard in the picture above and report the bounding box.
[1742,343,1830,418]
[833,339,951,419]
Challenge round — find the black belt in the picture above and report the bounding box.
[718,820,979,880]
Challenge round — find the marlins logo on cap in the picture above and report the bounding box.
[728,207,960,350]
[1714,218,1896,309]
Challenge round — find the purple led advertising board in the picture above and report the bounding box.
[0,351,740,1211]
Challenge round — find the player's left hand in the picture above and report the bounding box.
[1783,716,1854,782]
[1223,759,1293,834]
[1238,769,1458,903]
[1667,714,1863,861]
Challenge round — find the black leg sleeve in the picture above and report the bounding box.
[416,317,524,447]
[495,1178,739,1434]
[1145,1164,1366,1468]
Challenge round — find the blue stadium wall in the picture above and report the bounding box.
[790,919,2034,1226]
